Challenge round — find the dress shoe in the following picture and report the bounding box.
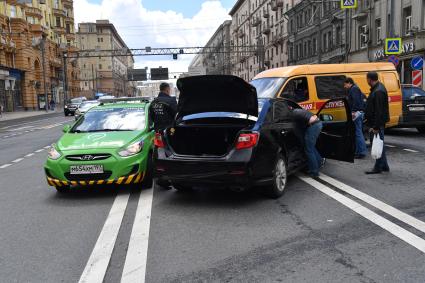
[355,154,366,159]
[365,169,382,174]
[382,167,390,172]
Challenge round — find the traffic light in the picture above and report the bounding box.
[173,54,178,60]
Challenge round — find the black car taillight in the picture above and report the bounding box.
[235,133,259,150]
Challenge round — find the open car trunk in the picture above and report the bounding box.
[167,118,255,157]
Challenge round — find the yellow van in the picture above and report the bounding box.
[251,63,402,128]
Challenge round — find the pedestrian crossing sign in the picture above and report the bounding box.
[341,0,357,9]
[385,38,402,55]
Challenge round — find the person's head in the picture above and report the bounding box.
[344,77,355,90]
[159,82,171,96]
[366,72,379,87]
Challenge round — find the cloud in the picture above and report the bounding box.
[74,0,231,74]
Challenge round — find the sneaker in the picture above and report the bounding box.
[320,158,326,168]
[355,154,366,159]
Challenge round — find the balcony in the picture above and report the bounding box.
[238,29,245,38]
[53,8,67,17]
[66,33,75,41]
[54,26,66,34]
[50,57,62,68]
[271,0,284,11]
[263,9,270,18]
[25,6,43,19]
[262,26,271,35]
[251,17,260,27]
[6,0,25,5]
[65,16,74,24]
[29,24,48,35]
[63,0,73,8]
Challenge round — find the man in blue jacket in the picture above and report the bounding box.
[344,77,367,158]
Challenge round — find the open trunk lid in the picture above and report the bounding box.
[176,75,258,120]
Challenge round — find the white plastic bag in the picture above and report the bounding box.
[371,133,383,160]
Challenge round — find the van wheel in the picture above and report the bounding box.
[266,155,288,199]
[55,185,70,193]
[417,126,425,134]
[173,183,193,192]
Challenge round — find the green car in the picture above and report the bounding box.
[45,98,154,193]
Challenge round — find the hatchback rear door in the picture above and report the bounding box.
[316,98,355,163]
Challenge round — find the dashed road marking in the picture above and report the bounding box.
[386,144,396,148]
[403,149,419,153]
[0,164,12,169]
[79,193,130,283]
[44,145,51,149]
[121,188,154,283]
[35,149,45,153]
[25,153,35,157]
[299,174,425,253]
[12,158,24,163]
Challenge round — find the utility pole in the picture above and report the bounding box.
[62,52,68,103]
[40,35,48,112]
[91,64,96,96]
[389,0,396,37]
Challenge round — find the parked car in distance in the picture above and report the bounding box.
[399,84,425,133]
[74,100,100,120]
[64,97,87,116]
[154,75,355,199]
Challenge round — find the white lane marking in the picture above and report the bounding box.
[44,145,51,149]
[385,145,396,148]
[12,158,24,163]
[25,153,35,157]
[403,149,419,153]
[3,136,9,138]
[0,164,12,169]
[79,193,130,283]
[35,149,45,153]
[8,126,33,131]
[298,175,425,253]
[319,174,425,234]
[121,188,154,283]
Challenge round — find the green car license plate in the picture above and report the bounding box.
[70,165,104,174]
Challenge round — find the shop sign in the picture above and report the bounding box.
[374,42,415,60]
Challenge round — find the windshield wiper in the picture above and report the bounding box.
[86,129,133,132]
[71,130,87,133]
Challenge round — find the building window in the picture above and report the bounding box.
[403,6,412,35]
[359,25,368,49]
[328,31,332,49]
[312,38,317,55]
[315,76,347,99]
[99,64,102,69]
[335,26,341,46]
[375,19,382,44]
[10,6,16,18]
[56,17,61,27]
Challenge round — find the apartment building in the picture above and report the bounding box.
[0,0,79,112]
[285,0,347,65]
[229,0,295,81]
[348,0,425,85]
[77,20,135,98]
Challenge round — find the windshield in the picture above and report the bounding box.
[71,98,84,104]
[402,87,425,100]
[71,107,146,133]
[250,77,287,98]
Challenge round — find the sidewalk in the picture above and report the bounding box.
[0,110,62,122]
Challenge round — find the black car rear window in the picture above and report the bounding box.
[402,87,425,100]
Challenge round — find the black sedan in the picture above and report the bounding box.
[399,85,425,133]
[64,97,86,116]
[154,75,354,198]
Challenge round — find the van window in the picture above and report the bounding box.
[280,77,309,102]
[381,72,399,92]
[315,75,346,99]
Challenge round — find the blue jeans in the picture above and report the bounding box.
[305,121,323,176]
[370,128,389,171]
[354,112,367,156]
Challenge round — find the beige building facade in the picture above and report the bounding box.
[77,20,136,98]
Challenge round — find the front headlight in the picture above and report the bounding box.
[75,109,81,115]
[118,140,144,157]
[48,145,62,160]
[64,105,68,109]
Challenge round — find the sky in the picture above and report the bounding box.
[75,0,237,75]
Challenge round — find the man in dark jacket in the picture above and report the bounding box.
[344,77,367,158]
[292,108,324,177]
[149,82,177,132]
[364,72,390,174]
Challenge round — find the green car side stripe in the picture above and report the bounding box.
[46,172,146,187]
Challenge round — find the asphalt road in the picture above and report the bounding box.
[0,116,424,283]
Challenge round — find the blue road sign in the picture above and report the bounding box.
[388,55,399,67]
[341,0,357,8]
[411,56,424,70]
[385,38,402,55]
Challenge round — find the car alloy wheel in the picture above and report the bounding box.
[275,158,287,192]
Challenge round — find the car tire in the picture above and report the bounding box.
[155,178,172,190]
[64,112,68,116]
[141,152,154,189]
[173,183,193,192]
[417,126,425,134]
[266,155,288,199]
[55,185,70,193]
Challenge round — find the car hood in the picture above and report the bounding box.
[176,75,258,119]
[58,131,142,151]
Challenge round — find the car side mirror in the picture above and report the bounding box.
[63,125,71,133]
[320,114,333,121]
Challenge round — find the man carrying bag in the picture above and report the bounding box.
[364,72,390,174]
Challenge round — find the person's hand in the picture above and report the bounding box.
[369,128,379,134]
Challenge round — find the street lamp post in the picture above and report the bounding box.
[62,53,68,104]
[40,35,48,112]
